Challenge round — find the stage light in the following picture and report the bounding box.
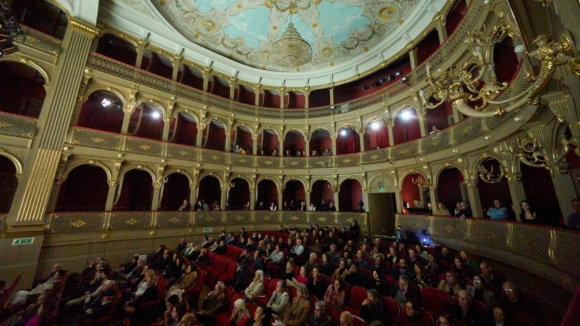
[395,71,401,76]
[101,98,112,107]
[400,110,413,121]
[340,129,348,136]
[371,121,381,130]
[152,111,161,119]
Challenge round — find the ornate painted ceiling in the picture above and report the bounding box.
[98,0,446,86]
[151,0,418,71]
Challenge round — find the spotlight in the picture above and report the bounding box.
[340,129,348,136]
[152,111,161,119]
[401,76,410,85]
[101,98,112,107]
[330,105,335,110]
[371,121,381,130]
[395,71,401,76]
[400,110,413,121]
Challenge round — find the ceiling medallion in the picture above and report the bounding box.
[271,22,312,67]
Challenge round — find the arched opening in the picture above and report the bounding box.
[228,178,250,210]
[493,36,519,84]
[0,61,46,118]
[95,33,137,65]
[309,129,332,156]
[77,90,124,133]
[159,173,190,210]
[393,108,421,144]
[114,169,153,211]
[197,175,221,209]
[261,89,280,108]
[339,179,363,211]
[140,51,173,79]
[0,156,18,213]
[210,76,231,99]
[445,0,469,36]
[179,65,204,90]
[261,130,279,155]
[12,0,68,39]
[364,120,389,150]
[283,131,306,156]
[55,165,108,212]
[283,180,305,209]
[477,158,512,214]
[286,91,305,109]
[310,180,334,211]
[170,112,197,146]
[402,173,426,210]
[437,167,464,215]
[257,179,278,209]
[309,89,330,107]
[128,103,164,140]
[237,85,256,105]
[520,162,561,226]
[203,120,227,151]
[235,126,253,153]
[336,127,361,155]
[414,30,441,64]
[425,103,451,134]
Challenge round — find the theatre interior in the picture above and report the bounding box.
[2,0,580,325]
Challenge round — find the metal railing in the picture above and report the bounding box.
[45,210,368,235]
[395,214,580,291]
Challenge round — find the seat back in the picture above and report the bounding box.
[401,307,434,326]
[327,304,341,324]
[347,286,367,309]
[380,295,400,325]
[422,286,451,316]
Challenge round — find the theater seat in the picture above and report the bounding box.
[343,285,367,316]
[421,287,451,318]
[255,278,278,307]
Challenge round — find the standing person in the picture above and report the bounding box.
[350,220,360,243]
[486,199,508,220]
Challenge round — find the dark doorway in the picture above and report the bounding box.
[369,193,397,237]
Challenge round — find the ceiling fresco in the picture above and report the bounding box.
[153,0,419,72]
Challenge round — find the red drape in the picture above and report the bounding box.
[0,156,18,212]
[172,114,197,146]
[236,128,253,151]
[262,131,279,153]
[366,126,390,149]
[339,179,362,211]
[229,178,250,209]
[197,176,221,207]
[336,131,360,155]
[159,173,190,210]
[393,109,421,144]
[55,165,109,212]
[258,180,278,207]
[283,132,306,154]
[310,130,331,155]
[132,105,164,140]
[204,122,226,150]
[436,168,464,213]
[283,181,305,206]
[310,181,334,207]
[114,170,153,211]
[402,173,422,208]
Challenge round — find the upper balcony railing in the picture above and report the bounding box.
[396,214,580,292]
[44,210,368,235]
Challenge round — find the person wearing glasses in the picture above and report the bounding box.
[310,301,331,326]
[466,275,495,308]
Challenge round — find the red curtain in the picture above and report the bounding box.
[55,165,109,212]
[283,181,305,205]
[426,105,449,131]
[402,173,422,208]
[258,180,278,207]
[132,105,164,140]
[310,181,334,207]
[197,176,221,207]
[229,178,250,210]
[236,128,253,151]
[114,170,153,211]
[96,34,137,66]
[262,131,279,153]
[212,79,230,99]
[204,122,226,150]
[367,126,390,148]
[393,109,421,144]
[283,132,306,154]
[159,173,190,210]
[77,97,124,133]
[172,114,197,146]
[0,156,18,212]
[336,131,360,154]
[339,179,362,211]
[310,130,331,155]
[436,168,464,213]
[238,87,255,105]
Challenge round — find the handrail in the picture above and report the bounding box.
[395,214,580,293]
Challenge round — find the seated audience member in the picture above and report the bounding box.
[166,263,197,301]
[486,199,508,220]
[325,244,341,263]
[460,250,480,272]
[331,259,349,281]
[366,270,389,295]
[250,306,268,326]
[370,256,388,276]
[413,262,433,289]
[436,246,454,267]
[344,263,366,287]
[436,314,454,326]
[342,251,352,266]
[311,301,332,326]
[340,311,353,326]
[387,247,400,265]
[361,289,387,324]
[450,290,484,326]
[266,280,290,317]
[245,270,265,300]
[290,266,309,286]
[390,275,420,309]
[80,289,117,324]
[320,253,335,277]
[283,261,296,281]
[452,257,471,282]
[328,202,337,211]
[566,198,580,229]
[323,278,346,308]
[289,239,305,259]
[308,267,329,300]
[196,281,226,324]
[485,305,514,326]
[304,252,320,272]
[498,282,539,321]
[162,294,181,326]
[353,250,369,270]
[123,271,159,325]
[214,240,227,255]
[229,298,251,326]
[479,262,505,289]
[395,299,429,326]
[282,284,311,326]
[163,302,188,326]
[406,248,424,265]
[64,279,117,313]
[467,275,495,308]
[12,270,65,307]
[372,247,386,260]
[426,253,441,275]
[438,271,462,299]
[455,202,473,218]
[436,203,451,216]
[391,259,414,281]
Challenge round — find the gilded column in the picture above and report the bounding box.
[250,188,256,210]
[305,135,310,156]
[9,19,99,226]
[135,39,148,68]
[221,185,229,210]
[333,192,339,211]
[104,180,119,211]
[171,55,182,81]
[506,173,526,221]
[329,88,334,105]
[252,133,259,155]
[304,88,310,109]
[550,164,577,222]
[394,186,403,213]
[229,78,237,100]
[409,49,418,70]
[465,181,483,218]
[435,19,447,44]
[331,135,337,155]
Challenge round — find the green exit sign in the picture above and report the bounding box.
[378,187,386,192]
[202,227,212,233]
[13,238,34,245]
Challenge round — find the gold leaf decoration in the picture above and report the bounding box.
[126,218,138,225]
[0,121,13,128]
[71,220,87,228]
[91,137,105,143]
[139,144,151,150]
[170,218,180,224]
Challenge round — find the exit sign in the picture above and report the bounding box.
[202,227,212,233]
[13,238,34,246]
[378,187,386,192]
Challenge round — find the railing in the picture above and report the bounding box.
[395,214,580,292]
[13,26,62,56]
[45,210,368,235]
[81,1,486,120]
[0,112,38,139]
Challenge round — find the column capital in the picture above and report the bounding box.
[69,18,100,39]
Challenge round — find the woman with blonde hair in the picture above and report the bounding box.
[229,298,251,326]
[245,270,265,300]
[436,203,451,216]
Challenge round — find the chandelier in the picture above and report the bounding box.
[412,175,431,190]
[271,22,312,67]
[418,31,577,118]
[478,158,504,183]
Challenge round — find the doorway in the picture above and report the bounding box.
[369,193,397,237]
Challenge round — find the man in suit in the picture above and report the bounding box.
[196,281,226,324]
[467,275,495,308]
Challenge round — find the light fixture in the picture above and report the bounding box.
[101,98,112,107]
[400,110,413,121]
[418,33,577,118]
[271,20,312,67]
[371,121,381,130]
[340,129,348,136]
[395,71,401,76]
[385,75,392,81]
[478,158,504,183]
[493,135,546,166]
[152,111,161,119]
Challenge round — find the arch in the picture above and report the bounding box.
[391,104,420,124]
[163,169,194,186]
[62,160,112,183]
[257,178,278,208]
[84,85,127,106]
[119,165,158,185]
[309,176,336,190]
[52,0,73,15]
[97,29,139,49]
[309,126,332,139]
[401,172,429,209]
[0,150,23,176]
[338,178,363,211]
[310,179,335,209]
[228,177,251,210]
[283,180,306,207]
[114,168,154,211]
[283,127,307,139]
[367,174,395,192]
[258,127,281,139]
[363,116,388,129]
[228,174,254,189]
[336,126,361,154]
[433,163,466,185]
[0,57,50,87]
[232,123,255,135]
[55,164,109,212]
[338,176,365,189]
[172,109,200,124]
[77,89,125,133]
[398,169,429,187]
[283,177,308,191]
[0,154,19,213]
[160,172,191,210]
[197,174,222,207]
[255,176,280,190]
[469,154,507,183]
[198,172,224,188]
[131,99,167,118]
[436,166,465,213]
